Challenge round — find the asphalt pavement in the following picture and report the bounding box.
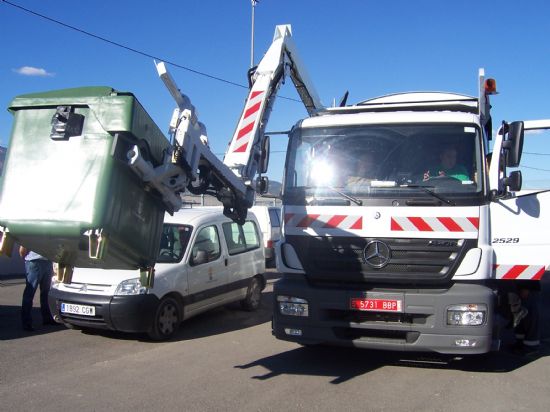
[1,274,550,411]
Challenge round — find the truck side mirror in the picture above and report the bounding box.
[502,170,522,192]
[503,121,524,167]
[260,136,270,174]
[256,176,269,195]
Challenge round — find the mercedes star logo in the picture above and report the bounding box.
[363,240,391,269]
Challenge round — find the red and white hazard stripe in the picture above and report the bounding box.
[494,264,546,280]
[391,216,479,233]
[231,90,265,153]
[284,213,363,230]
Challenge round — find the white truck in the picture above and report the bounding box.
[1,24,548,353]
[198,25,549,355]
[271,83,550,355]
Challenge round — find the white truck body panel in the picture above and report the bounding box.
[301,111,479,129]
[283,205,480,239]
[490,121,550,280]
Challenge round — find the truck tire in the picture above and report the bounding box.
[148,296,181,341]
[241,276,262,311]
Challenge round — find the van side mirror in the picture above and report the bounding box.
[503,121,524,167]
[502,170,522,192]
[191,249,208,266]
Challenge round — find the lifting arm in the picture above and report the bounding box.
[128,25,323,224]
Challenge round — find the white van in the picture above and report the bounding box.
[48,207,266,340]
[250,205,281,267]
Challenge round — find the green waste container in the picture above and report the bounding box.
[0,86,170,270]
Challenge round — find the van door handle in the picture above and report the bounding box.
[224,258,228,266]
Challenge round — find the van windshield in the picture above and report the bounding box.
[157,224,192,264]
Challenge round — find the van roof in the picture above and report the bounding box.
[163,206,258,226]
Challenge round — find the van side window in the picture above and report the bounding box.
[222,220,260,255]
[190,225,221,266]
[242,221,260,249]
[158,224,192,263]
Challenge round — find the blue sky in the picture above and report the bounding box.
[1,0,550,185]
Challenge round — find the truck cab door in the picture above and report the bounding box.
[490,121,550,279]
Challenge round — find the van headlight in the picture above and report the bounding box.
[277,295,309,317]
[447,304,487,326]
[115,278,147,296]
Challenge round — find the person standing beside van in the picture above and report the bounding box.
[19,246,55,331]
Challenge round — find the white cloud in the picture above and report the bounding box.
[13,66,55,77]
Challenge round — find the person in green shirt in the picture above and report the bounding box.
[423,145,469,182]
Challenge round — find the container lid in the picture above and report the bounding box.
[8,86,129,111]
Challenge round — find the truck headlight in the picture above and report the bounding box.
[115,278,147,296]
[447,304,487,326]
[277,295,309,317]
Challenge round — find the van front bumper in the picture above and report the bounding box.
[48,289,159,333]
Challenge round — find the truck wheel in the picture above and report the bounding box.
[148,297,181,341]
[241,276,262,311]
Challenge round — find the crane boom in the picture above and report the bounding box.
[131,25,323,224]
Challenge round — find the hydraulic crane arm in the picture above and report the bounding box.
[223,25,323,183]
[128,25,322,224]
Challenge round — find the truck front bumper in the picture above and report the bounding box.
[272,276,496,355]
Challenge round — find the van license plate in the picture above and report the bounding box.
[60,302,95,316]
[350,298,402,312]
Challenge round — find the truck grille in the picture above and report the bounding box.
[286,235,476,285]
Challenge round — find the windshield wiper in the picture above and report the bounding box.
[401,185,455,206]
[307,186,363,206]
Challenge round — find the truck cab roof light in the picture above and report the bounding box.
[484,78,497,95]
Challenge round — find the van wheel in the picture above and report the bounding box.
[148,297,181,341]
[241,277,262,311]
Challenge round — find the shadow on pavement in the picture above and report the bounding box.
[157,290,275,342]
[0,290,275,343]
[235,341,550,384]
[0,304,65,340]
[0,276,278,342]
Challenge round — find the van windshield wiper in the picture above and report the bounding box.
[401,185,455,206]
[306,186,363,206]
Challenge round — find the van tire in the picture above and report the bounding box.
[148,297,181,341]
[241,276,262,311]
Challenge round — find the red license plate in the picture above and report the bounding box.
[350,298,403,312]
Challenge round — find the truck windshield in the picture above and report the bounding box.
[284,124,483,205]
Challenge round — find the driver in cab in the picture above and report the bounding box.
[423,145,469,182]
[347,151,377,187]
